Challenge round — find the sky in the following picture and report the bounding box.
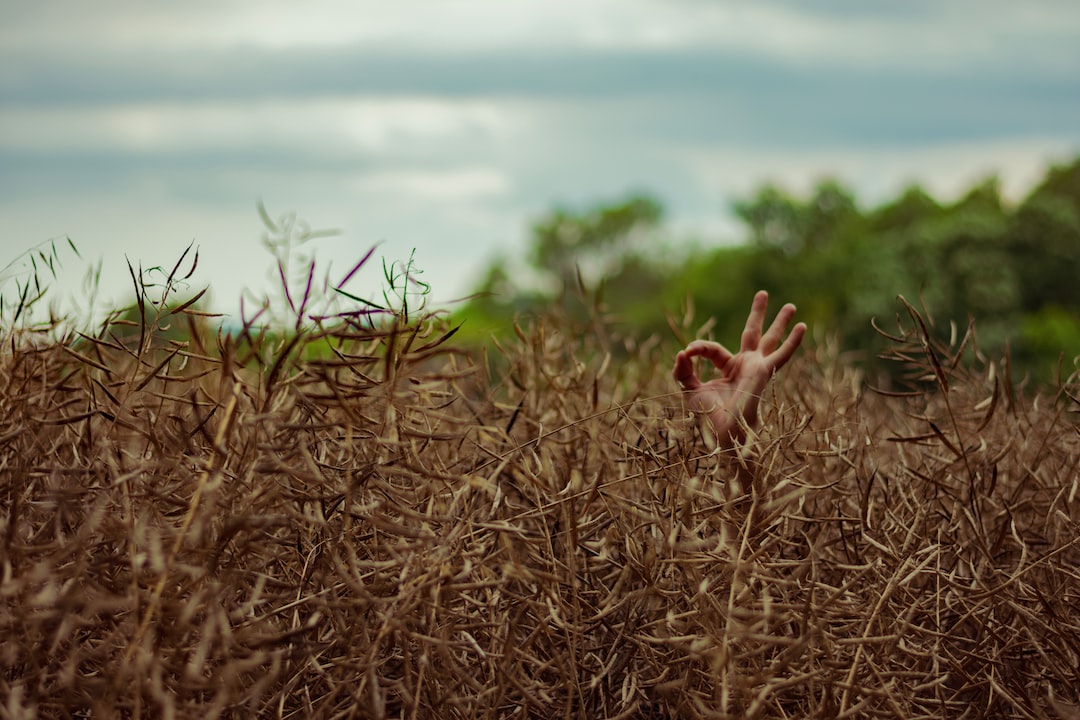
[2,0,1079,320]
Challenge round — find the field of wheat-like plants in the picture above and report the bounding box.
[1,259,1079,719]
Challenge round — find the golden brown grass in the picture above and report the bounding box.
[1,284,1079,719]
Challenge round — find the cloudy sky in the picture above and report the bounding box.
[2,0,1079,317]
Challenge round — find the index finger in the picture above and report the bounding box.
[684,340,735,369]
[673,340,735,389]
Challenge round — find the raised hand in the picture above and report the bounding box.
[673,290,806,450]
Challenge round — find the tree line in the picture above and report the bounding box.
[458,156,1080,385]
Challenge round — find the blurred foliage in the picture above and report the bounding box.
[457,156,1080,384]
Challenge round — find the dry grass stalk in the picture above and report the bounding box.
[1,285,1078,719]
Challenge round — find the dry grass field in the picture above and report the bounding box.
[2,260,1079,718]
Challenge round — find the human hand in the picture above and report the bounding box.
[673,290,806,450]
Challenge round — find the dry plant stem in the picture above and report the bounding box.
[124,379,243,668]
[3,277,1080,719]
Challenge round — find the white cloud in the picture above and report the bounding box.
[4,0,1078,72]
[680,136,1080,210]
[347,167,510,202]
[0,98,516,155]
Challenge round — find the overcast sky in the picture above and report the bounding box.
[2,0,1079,318]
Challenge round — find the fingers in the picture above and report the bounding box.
[768,321,807,370]
[740,290,769,351]
[673,340,734,389]
[684,340,734,368]
[759,302,797,354]
[672,350,702,390]
[675,291,806,392]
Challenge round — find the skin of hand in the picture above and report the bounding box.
[673,290,807,450]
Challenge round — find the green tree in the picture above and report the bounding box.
[530,194,664,295]
[733,180,859,255]
[458,156,1080,385]
[1006,158,1080,374]
[1011,159,1080,314]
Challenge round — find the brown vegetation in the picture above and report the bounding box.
[1,285,1079,718]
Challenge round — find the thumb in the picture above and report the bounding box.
[673,350,702,390]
